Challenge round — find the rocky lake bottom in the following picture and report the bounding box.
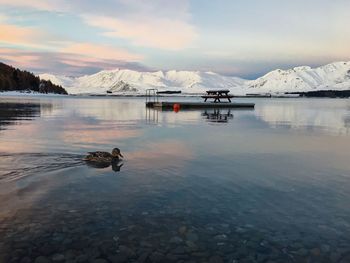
[0,96,350,263]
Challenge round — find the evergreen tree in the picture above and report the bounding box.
[0,62,67,94]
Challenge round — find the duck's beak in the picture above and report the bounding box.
[118,153,124,158]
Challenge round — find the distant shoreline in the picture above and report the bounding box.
[1,89,350,98]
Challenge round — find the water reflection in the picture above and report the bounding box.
[145,107,159,124]
[201,109,234,123]
[0,152,84,182]
[344,115,350,128]
[1,96,350,262]
[0,101,41,130]
[146,107,235,124]
[255,99,350,135]
[85,159,124,173]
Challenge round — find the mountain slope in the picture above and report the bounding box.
[40,61,350,95]
[41,70,246,95]
[246,61,350,94]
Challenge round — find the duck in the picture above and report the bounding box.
[84,148,123,163]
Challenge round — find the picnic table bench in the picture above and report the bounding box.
[201,89,234,103]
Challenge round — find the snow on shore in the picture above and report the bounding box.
[0,91,66,97]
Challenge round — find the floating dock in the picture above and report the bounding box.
[146,101,255,109]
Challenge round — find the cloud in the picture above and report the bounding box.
[0,20,146,75]
[0,0,197,50]
[80,0,197,50]
[83,15,197,50]
[0,0,64,11]
[0,14,8,22]
[0,23,41,46]
[60,0,197,50]
[62,43,143,62]
[0,47,43,68]
[0,47,150,75]
[0,1,197,74]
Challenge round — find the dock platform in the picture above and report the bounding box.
[146,101,255,109]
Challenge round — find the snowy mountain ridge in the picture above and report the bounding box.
[40,61,350,95]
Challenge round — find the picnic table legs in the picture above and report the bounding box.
[203,96,232,103]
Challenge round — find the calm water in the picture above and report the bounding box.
[0,96,350,263]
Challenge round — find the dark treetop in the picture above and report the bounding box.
[0,62,67,94]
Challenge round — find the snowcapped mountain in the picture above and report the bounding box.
[40,70,245,95]
[246,61,350,94]
[40,61,350,95]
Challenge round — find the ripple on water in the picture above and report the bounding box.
[0,153,84,182]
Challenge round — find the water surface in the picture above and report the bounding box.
[0,96,350,263]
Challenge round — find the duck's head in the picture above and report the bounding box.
[112,148,123,159]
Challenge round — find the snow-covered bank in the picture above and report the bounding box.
[0,91,67,97]
[40,61,350,95]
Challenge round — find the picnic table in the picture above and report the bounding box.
[201,89,234,103]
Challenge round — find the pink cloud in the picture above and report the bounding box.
[83,15,197,50]
[0,22,144,72]
[0,47,43,68]
[0,0,64,11]
[0,47,149,75]
[0,0,197,51]
[1,54,41,68]
[62,43,143,62]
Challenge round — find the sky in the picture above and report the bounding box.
[0,0,349,79]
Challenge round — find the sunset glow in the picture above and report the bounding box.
[0,0,349,78]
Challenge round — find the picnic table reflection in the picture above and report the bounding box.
[201,109,234,123]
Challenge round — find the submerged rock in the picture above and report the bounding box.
[51,253,65,262]
[34,256,50,263]
[208,255,224,263]
[170,236,183,244]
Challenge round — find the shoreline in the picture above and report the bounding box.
[1,90,350,99]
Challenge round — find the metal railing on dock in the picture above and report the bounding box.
[146,89,159,107]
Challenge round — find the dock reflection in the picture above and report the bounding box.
[201,109,234,123]
[145,107,234,124]
[145,107,159,124]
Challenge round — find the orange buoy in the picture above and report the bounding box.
[173,103,180,112]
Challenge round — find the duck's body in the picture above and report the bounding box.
[84,151,114,162]
[84,148,123,163]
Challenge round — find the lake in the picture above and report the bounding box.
[0,95,350,263]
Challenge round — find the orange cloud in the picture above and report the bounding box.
[62,43,143,62]
[0,24,40,46]
[83,15,197,50]
[0,0,60,11]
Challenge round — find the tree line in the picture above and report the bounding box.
[0,62,67,94]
